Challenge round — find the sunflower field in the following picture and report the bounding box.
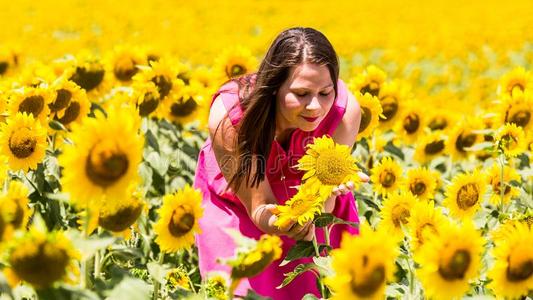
[0,0,532,299]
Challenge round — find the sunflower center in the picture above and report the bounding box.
[56,102,81,125]
[410,180,427,196]
[349,265,385,297]
[8,201,25,229]
[151,75,172,99]
[506,258,533,282]
[315,151,351,185]
[114,56,139,81]
[70,65,105,91]
[416,222,437,245]
[428,117,448,130]
[500,133,518,150]
[403,114,420,134]
[99,203,143,232]
[170,97,198,117]
[379,171,396,188]
[508,110,530,128]
[379,96,398,122]
[9,128,37,159]
[492,179,511,195]
[360,82,380,97]
[455,132,477,152]
[438,249,471,280]
[10,242,70,288]
[226,64,246,78]
[456,183,479,209]
[49,89,72,112]
[510,83,525,94]
[359,107,372,132]
[424,140,445,155]
[177,72,191,85]
[0,61,8,74]
[138,92,160,117]
[391,205,410,227]
[168,207,195,237]
[19,95,44,117]
[85,142,129,188]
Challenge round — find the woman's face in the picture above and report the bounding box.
[276,62,336,132]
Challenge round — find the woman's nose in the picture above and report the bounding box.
[305,95,321,110]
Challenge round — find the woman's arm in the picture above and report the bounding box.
[208,95,314,241]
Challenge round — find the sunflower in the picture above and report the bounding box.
[49,79,91,127]
[5,227,79,289]
[349,65,387,98]
[60,105,143,209]
[8,86,53,124]
[154,185,204,253]
[190,65,219,91]
[325,222,398,300]
[394,101,425,144]
[443,169,487,219]
[214,46,257,81]
[105,46,146,83]
[0,112,47,172]
[132,59,185,118]
[415,221,485,300]
[402,167,437,201]
[426,106,456,132]
[376,80,408,130]
[491,214,533,242]
[370,156,403,197]
[0,46,18,76]
[498,67,532,98]
[165,266,191,291]
[296,136,362,198]
[205,273,228,300]
[354,92,383,140]
[0,155,8,184]
[274,182,324,229]
[413,130,447,164]
[488,222,533,299]
[495,122,527,157]
[445,118,484,161]
[97,186,144,235]
[165,83,205,126]
[0,181,31,234]
[407,200,447,253]
[227,234,282,280]
[486,164,521,205]
[378,190,416,240]
[498,91,533,132]
[63,55,107,94]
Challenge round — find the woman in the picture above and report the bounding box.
[194,27,367,299]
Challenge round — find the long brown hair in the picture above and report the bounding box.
[227,27,340,191]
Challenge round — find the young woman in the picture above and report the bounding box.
[194,27,367,299]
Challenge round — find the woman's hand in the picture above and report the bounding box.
[252,204,315,241]
[331,171,370,196]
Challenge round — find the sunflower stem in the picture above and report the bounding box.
[324,225,331,251]
[94,228,102,280]
[498,154,506,215]
[312,232,326,298]
[153,252,165,300]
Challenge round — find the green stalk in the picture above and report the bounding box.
[152,252,165,300]
[312,232,326,298]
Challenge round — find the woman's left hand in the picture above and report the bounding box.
[331,171,369,196]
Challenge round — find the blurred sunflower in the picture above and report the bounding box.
[8,86,53,124]
[495,122,527,157]
[354,92,383,141]
[227,234,282,280]
[349,65,387,97]
[165,84,205,126]
[426,107,455,132]
[415,221,485,300]
[214,46,257,80]
[0,180,31,234]
[394,101,425,144]
[443,169,487,219]
[205,273,228,300]
[370,156,403,197]
[377,80,407,130]
[491,214,532,242]
[326,222,397,300]
[97,186,144,236]
[5,227,79,289]
[190,65,219,91]
[488,222,533,299]
[60,105,143,209]
[49,79,90,127]
[154,185,203,252]
[0,47,18,76]
[274,183,324,229]
[498,67,532,98]
[407,200,447,253]
[402,167,437,201]
[379,190,416,240]
[297,136,361,198]
[165,266,191,291]
[445,118,484,161]
[0,112,47,172]
[486,164,521,205]
[105,46,146,83]
[413,130,447,164]
[498,91,533,132]
[64,55,107,94]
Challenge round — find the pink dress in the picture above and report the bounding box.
[193,78,359,299]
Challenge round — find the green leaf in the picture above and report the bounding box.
[48,120,67,131]
[313,213,359,229]
[301,294,320,300]
[147,262,168,284]
[104,277,151,300]
[145,129,160,152]
[67,231,116,260]
[313,256,333,277]
[509,180,521,187]
[242,289,272,300]
[277,263,317,289]
[279,241,315,266]
[384,141,404,160]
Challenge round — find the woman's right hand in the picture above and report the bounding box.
[252,204,315,241]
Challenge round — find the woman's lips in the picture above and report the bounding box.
[302,116,319,122]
